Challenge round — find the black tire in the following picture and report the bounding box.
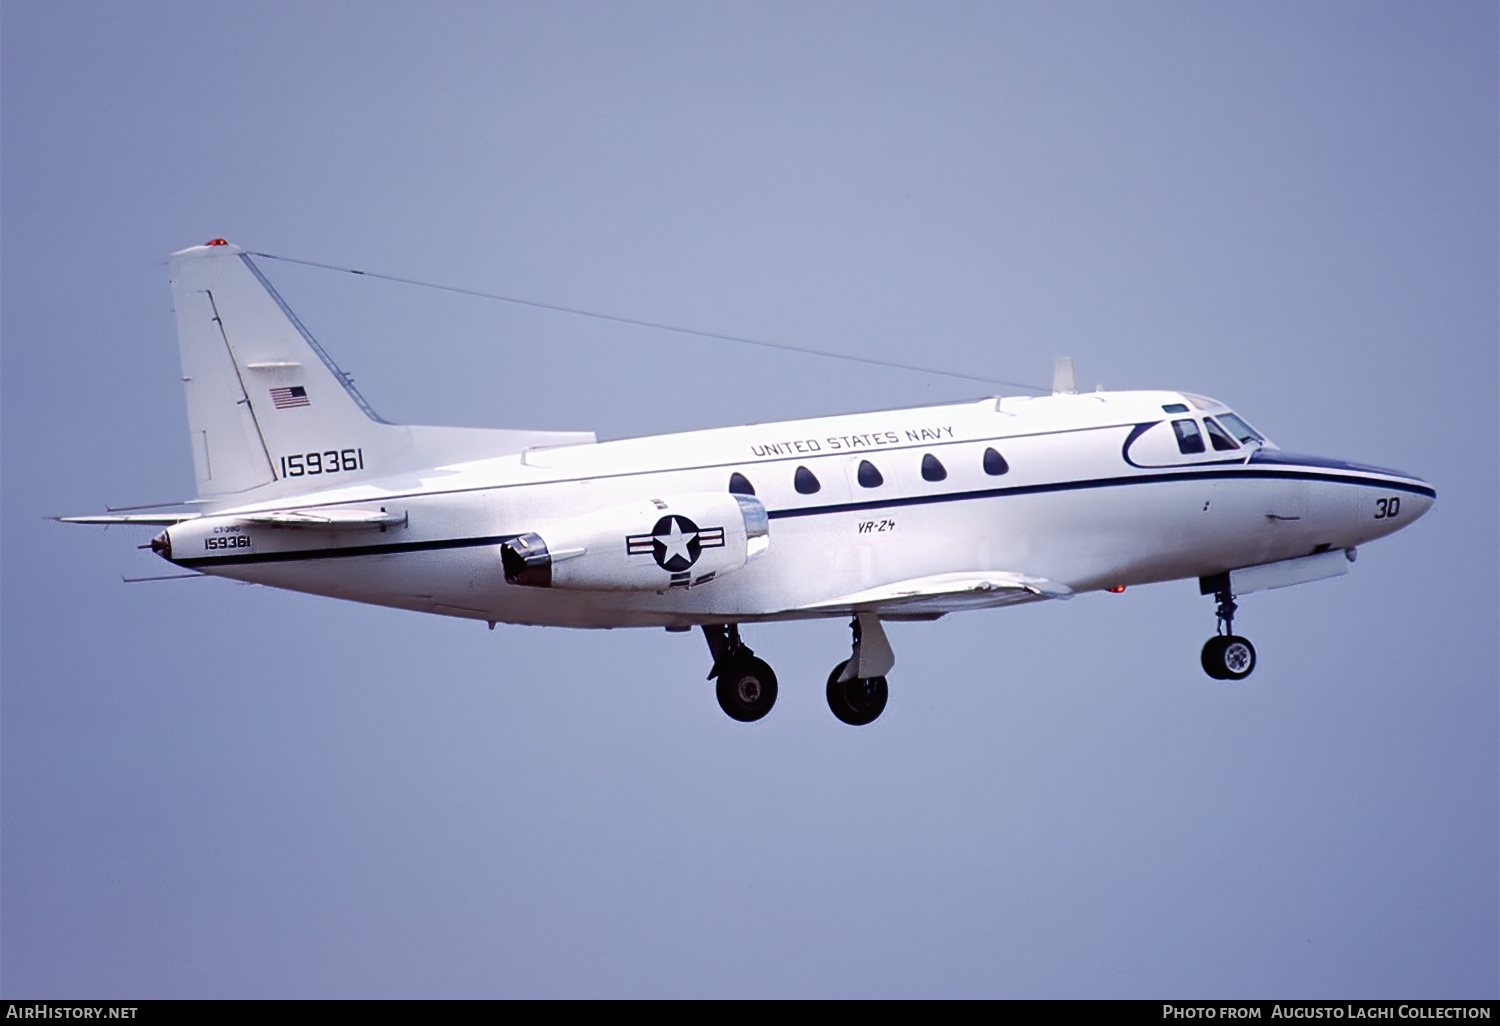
[716,656,778,722]
[1201,636,1229,679]
[1201,635,1256,682]
[826,660,889,726]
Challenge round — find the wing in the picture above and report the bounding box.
[792,571,1073,618]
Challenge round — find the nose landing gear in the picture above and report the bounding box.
[1199,575,1257,681]
[1201,634,1256,680]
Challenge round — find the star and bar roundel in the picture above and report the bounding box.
[627,515,725,573]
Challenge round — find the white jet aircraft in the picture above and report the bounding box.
[64,241,1436,725]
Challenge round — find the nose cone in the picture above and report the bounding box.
[1376,479,1436,541]
[149,530,172,560]
[1248,448,1435,535]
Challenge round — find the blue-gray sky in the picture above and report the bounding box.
[3,1,1495,998]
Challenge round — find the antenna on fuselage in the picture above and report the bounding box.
[1052,357,1077,395]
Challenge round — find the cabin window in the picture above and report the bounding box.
[857,460,883,488]
[982,447,1009,476]
[794,466,821,494]
[1204,418,1239,452]
[921,453,947,482]
[1172,419,1205,455]
[728,472,756,495]
[1162,403,1190,414]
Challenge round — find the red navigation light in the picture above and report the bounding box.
[205,238,228,246]
[1107,585,1126,594]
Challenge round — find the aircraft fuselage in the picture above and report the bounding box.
[160,390,1434,630]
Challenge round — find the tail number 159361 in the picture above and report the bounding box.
[280,448,364,478]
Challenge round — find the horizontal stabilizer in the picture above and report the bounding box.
[798,571,1072,617]
[239,508,407,530]
[57,513,200,526]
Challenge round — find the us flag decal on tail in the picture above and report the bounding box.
[269,386,310,409]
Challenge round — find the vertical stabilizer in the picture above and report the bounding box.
[171,241,389,499]
[169,241,595,507]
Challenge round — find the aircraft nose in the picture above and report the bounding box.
[1248,449,1435,534]
[1394,478,1435,521]
[1354,465,1435,534]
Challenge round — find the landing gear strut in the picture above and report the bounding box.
[1199,575,1256,681]
[826,613,893,726]
[702,624,778,721]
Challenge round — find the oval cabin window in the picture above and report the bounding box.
[728,472,755,495]
[983,447,1009,475]
[921,453,947,482]
[857,460,883,488]
[794,466,821,494]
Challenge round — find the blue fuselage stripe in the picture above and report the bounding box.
[175,534,516,569]
[174,464,1434,569]
[766,466,1435,520]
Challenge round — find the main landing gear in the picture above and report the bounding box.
[702,624,778,722]
[701,612,896,725]
[827,613,893,726]
[1199,576,1257,682]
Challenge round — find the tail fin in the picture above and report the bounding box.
[170,241,593,506]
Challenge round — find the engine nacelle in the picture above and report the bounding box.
[501,492,769,591]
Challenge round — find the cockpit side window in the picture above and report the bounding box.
[1172,419,1205,455]
[1203,418,1239,452]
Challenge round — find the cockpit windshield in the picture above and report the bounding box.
[1215,413,1265,446]
[1203,418,1240,451]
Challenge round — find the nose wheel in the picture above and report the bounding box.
[1200,575,1257,681]
[1201,634,1256,680]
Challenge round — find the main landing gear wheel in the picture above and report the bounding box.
[702,625,778,723]
[826,660,889,726]
[1201,635,1256,681]
[716,657,778,722]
